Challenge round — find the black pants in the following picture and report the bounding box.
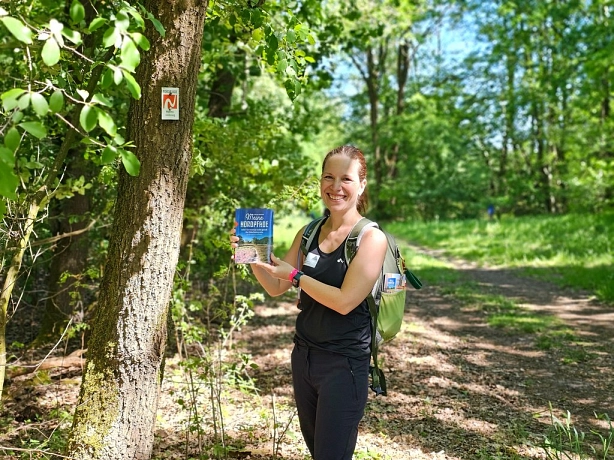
[291,341,370,460]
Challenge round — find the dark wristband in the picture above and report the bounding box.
[292,271,304,288]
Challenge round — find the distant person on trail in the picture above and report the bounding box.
[230,145,387,460]
[488,203,495,220]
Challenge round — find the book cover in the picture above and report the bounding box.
[383,273,406,293]
[234,208,274,264]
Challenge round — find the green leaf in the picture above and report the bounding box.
[102,26,119,48]
[96,108,117,136]
[4,127,20,151]
[0,17,33,44]
[100,68,114,89]
[70,0,85,23]
[286,29,296,44]
[114,10,130,31]
[79,105,98,132]
[61,28,82,45]
[42,37,61,66]
[122,70,141,99]
[18,93,30,110]
[92,93,112,107]
[113,67,123,85]
[1,88,26,111]
[119,149,140,176]
[120,37,140,72]
[101,145,117,164]
[284,78,301,101]
[268,34,279,49]
[0,160,19,199]
[0,146,16,165]
[24,160,44,169]
[80,136,96,145]
[0,200,6,219]
[31,92,49,117]
[88,17,107,32]
[12,111,23,123]
[130,32,150,51]
[49,90,64,113]
[252,28,264,42]
[146,12,165,37]
[251,10,263,28]
[125,7,144,29]
[19,121,47,139]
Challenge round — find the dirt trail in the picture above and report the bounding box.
[2,249,613,459]
[377,247,614,458]
[232,248,614,459]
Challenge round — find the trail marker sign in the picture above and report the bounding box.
[161,87,179,120]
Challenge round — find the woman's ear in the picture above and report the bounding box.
[359,179,367,195]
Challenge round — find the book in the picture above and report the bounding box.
[234,208,274,264]
[383,272,406,293]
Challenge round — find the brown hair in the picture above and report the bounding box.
[321,145,369,214]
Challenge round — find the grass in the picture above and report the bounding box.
[273,212,312,256]
[386,212,614,304]
[395,242,596,365]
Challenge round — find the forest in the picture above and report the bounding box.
[0,0,612,459]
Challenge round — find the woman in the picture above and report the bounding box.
[231,145,387,459]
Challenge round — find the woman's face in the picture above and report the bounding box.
[320,155,366,213]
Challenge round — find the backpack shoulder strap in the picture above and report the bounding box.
[297,216,327,268]
[344,218,388,395]
[344,217,379,264]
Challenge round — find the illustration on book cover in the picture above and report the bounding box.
[234,208,274,264]
[383,273,406,293]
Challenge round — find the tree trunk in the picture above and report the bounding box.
[207,62,240,118]
[362,44,387,215]
[600,68,613,202]
[67,1,208,458]
[387,41,410,181]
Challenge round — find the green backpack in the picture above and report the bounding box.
[298,216,422,396]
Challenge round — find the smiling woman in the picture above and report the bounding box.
[320,145,369,216]
[230,144,387,459]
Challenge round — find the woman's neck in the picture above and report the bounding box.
[326,209,362,232]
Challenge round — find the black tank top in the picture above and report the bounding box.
[294,224,371,358]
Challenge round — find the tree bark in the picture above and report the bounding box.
[67,1,208,458]
[387,40,410,181]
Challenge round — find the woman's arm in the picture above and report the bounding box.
[261,227,387,315]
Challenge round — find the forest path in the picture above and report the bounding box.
[2,246,613,459]
[229,245,614,459]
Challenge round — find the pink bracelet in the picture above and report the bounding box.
[288,268,299,282]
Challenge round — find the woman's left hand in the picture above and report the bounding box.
[253,254,294,281]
